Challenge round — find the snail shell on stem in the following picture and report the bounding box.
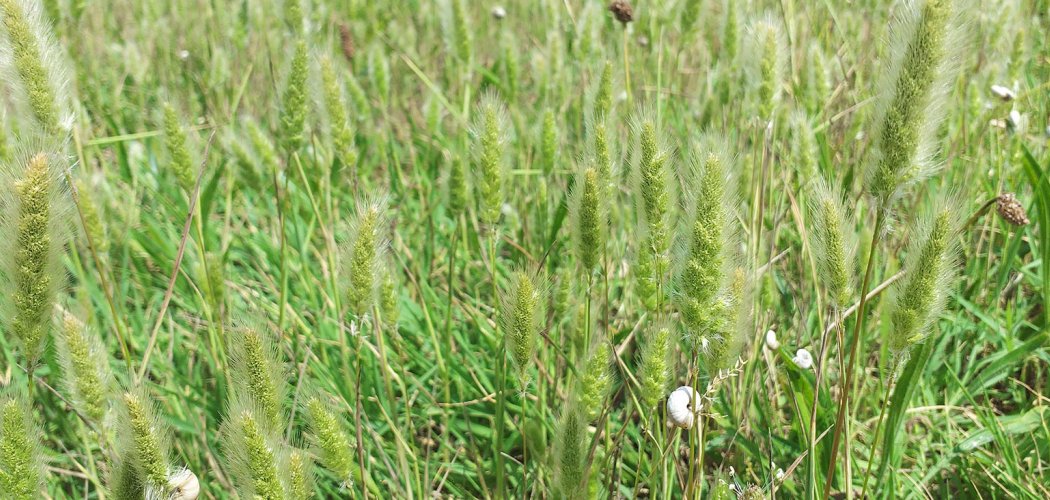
[666,386,701,429]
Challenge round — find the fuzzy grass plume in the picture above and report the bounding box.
[1,149,69,366]
[279,40,309,156]
[162,103,195,192]
[0,394,44,499]
[632,115,674,310]
[55,312,111,423]
[637,321,674,410]
[343,198,388,317]
[501,269,544,382]
[888,200,960,358]
[305,397,356,488]
[868,0,959,205]
[471,92,509,228]
[571,165,607,274]
[229,325,287,428]
[808,178,857,309]
[0,0,71,133]
[117,389,172,495]
[222,405,287,499]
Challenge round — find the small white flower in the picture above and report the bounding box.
[776,468,785,481]
[666,386,701,429]
[990,84,1016,101]
[168,468,200,500]
[764,329,779,350]
[793,348,813,370]
[491,6,506,19]
[177,49,190,60]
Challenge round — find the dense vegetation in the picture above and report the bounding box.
[0,0,1047,498]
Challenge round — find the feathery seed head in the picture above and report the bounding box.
[0,394,44,499]
[320,56,357,172]
[868,0,960,205]
[162,103,195,191]
[1,149,69,366]
[888,200,960,357]
[746,16,786,120]
[287,449,313,500]
[279,40,310,155]
[447,155,468,216]
[344,198,388,317]
[305,397,355,487]
[540,108,558,177]
[56,312,111,423]
[471,92,509,228]
[571,166,607,274]
[554,404,587,498]
[638,321,674,410]
[228,325,287,429]
[222,406,285,500]
[579,337,614,421]
[501,269,544,383]
[118,390,171,492]
[808,178,857,309]
[0,0,73,133]
[631,114,674,309]
[593,61,613,120]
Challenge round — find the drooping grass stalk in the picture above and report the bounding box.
[0,395,44,499]
[1,151,68,389]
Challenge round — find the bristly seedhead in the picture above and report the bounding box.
[116,389,172,494]
[447,154,469,217]
[808,178,857,310]
[0,393,45,499]
[55,312,112,424]
[319,56,357,172]
[570,165,607,275]
[162,103,196,192]
[630,111,676,310]
[471,91,509,229]
[221,402,287,500]
[867,0,963,206]
[553,403,587,498]
[279,40,310,155]
[501,269,545,385]
[674,139,737,334]
[702,265,753,372]
[379,263,400,327]
[0,148,71,366]
[540,108,558,177]
[592,61,614,121]
[227,323,288,429]
[887,198,961,359]
[637,320,674,410]
[286,449,314,500]
[745,15,786,121]
[578,336,614,421]
[791,111,819,185]
[0,0,74,133]
[342,197,389,318]
[304,396,356,488]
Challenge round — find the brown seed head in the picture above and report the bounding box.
[338,23,355,62]
[609,1,633,24]
[996,193,1029,226]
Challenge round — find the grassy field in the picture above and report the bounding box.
[0,0,1048,498]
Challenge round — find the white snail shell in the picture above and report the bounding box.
[168,468,200,500]
[666,386,701,429]
[793,348,813,370]
[764,329,779,350]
